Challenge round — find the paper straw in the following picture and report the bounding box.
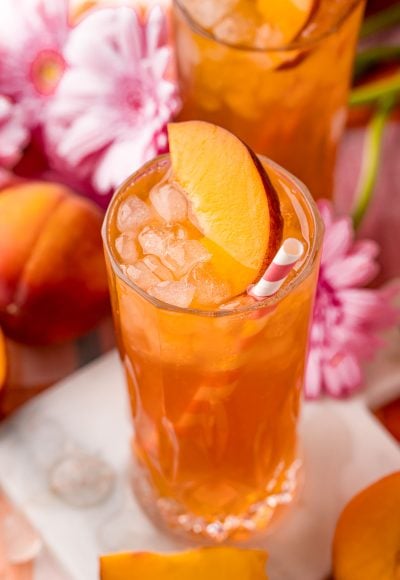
[248,238,304,300]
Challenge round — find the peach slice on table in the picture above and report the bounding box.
[168,121,283,297]
[100,547,268,579]
[333,472,400,580]
[257,0,316,44]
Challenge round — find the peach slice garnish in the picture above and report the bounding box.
[168,121,282,296]
[100,547,268,579]
[257,0,316,44]
[333,472,400,580]
[0,328,6,391]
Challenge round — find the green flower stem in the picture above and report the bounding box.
[349,73,400,107]
[354,45,400,80]
[352,96,396,229]
[361,4,400,38]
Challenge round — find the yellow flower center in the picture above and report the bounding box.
[31,49,65,96]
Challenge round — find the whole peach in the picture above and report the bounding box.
[333,472,400,580]
[0,182,110,344]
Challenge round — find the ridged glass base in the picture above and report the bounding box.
[132,460,302,542]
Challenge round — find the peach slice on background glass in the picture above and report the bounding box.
[100,547,268,579]
[167,121,283,297]
[333,472,400,580]
[256,0,316,44]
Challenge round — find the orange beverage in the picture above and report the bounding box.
[173,0,366,199]
[102,122,323,540]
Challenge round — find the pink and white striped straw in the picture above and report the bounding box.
[248,238,304,300]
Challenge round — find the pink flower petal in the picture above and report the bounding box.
[92,133,156,193]
[45,4,179,195]
[328,325,382,359]
[146,5,168,56]
[304,348,323,399]
[0,96,29,167]
[321,217,353,264]
[351,239,380,261]
[322,352,362,398]
[56,111,114,164]
[339,288,396,326]
[0,0,69,124]
[307,199,399,400]
[324,252,379,288]
[66,8,142,73]
[316,200,334,228]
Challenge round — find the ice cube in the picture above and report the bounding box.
[219,295,253,310]
[138,225,176,257]
[126,261,161,290]
[188,264,231,306]
[181,0,238,29]
[149,183,188,223]
[143,255,174,281]
[117,195,152,232]
[148,280,196,308]
[163,240,186,268]
[49,451,115,508]
[115,233,139,264]
[213,13,256,45]
[253,23,282,50]
[174,224,188,240]
[162,240,211,278]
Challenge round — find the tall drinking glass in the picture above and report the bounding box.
[102,154,323,541]
[173,0,366,199]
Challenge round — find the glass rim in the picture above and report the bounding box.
[102,153,324,319]
[173,0,364,53]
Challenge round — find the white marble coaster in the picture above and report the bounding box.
[0,351,398,580]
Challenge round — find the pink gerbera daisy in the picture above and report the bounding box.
[305,200,399,400]
[0,0,69,125]
[0,96,30,167]
[45,5,179,194]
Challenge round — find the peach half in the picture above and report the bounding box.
[333,472,400,580]
[0,181,109,345]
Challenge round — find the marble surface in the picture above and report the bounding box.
[0,351,399,580]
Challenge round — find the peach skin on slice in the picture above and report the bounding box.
[333,472,400,580]
[168,121,282,296]
[257,0,316,44]
[0,328,6,391]
[100,547,268,580]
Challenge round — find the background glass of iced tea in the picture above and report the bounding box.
[173,0,366,200]
[103,155,323,542]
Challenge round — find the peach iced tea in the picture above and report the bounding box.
[103,122,323,540]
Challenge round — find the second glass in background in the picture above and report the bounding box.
[173,0,366,200]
